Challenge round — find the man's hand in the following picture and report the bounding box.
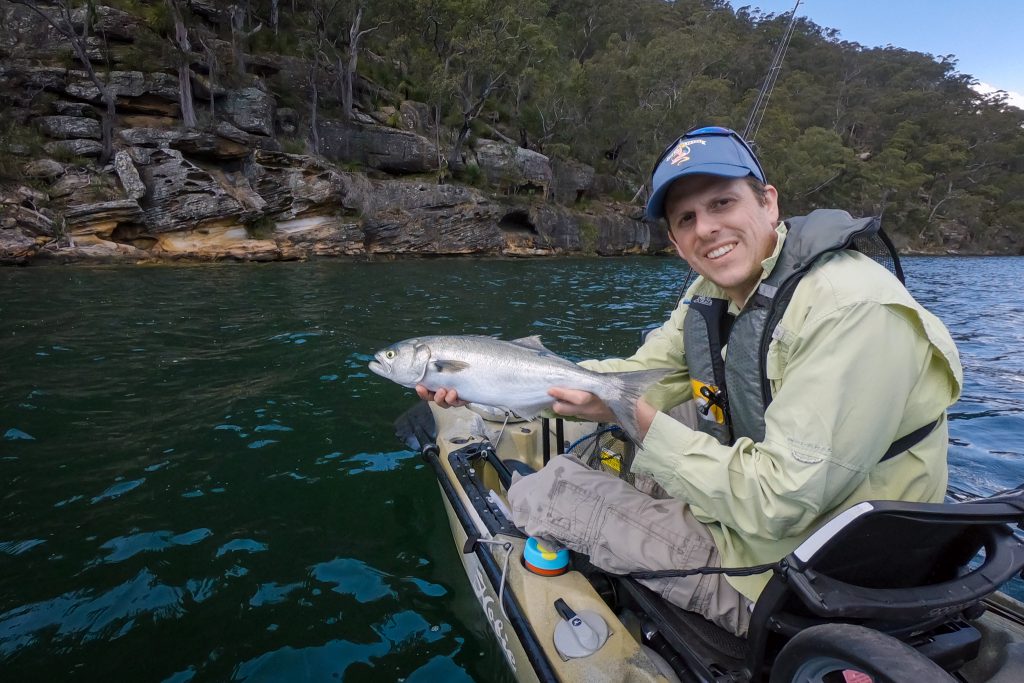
[547,387,616,422]
[549,389,658,443]
[416,384,468,408]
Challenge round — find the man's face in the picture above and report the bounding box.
[664,175,780,305]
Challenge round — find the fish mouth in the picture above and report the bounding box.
[368,360,385,375]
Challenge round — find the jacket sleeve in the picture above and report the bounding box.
[632,300,940,540]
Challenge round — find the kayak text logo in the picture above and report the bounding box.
[471,565,517,672]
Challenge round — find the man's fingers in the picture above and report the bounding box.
[415,384,433,401]
[548,387,592,405]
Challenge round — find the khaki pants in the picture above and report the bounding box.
[507,454,752,637]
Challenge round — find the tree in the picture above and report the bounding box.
[165,0,197,128]
[9,0,117,163]
[337,3,388,122]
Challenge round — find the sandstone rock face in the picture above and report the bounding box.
[1,202,53,237]
[358,180,483,216]
[250,150,361,219]
[528,204,580,252]
[275,217,365,258]
[113,150,146,200]
[64,70,144,101]
[474,140,552,194]
[175,130,254,160]
[551,158,595,205]
[36,115,101,140]
[137,148,246,233]
[364,207,502,255]
[43,139,104,157]
[0,227,41,263]
[0,185,53,262]
[592,212,650,255]
[34,241,151,264]
[153,225,280,261]
[224,88,276,136]
[399,100,433,135]
[318,121,438,174]
[23,159,66,180]
[64,199,144,240]
[363,179,501,254]
[70,6,142,43]
[50,173,92,199]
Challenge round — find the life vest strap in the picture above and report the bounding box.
[880,419,940,463]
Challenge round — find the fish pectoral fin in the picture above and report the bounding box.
[433,359,470,373]
[509,335,552,353]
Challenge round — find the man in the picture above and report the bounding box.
[420,126,962,637]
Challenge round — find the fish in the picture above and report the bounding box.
[368,334,669,445]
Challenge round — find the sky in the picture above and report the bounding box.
[726,1,1024,108]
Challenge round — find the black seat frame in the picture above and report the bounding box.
[621,489,1024,682]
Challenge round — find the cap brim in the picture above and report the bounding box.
[645,164,754,220]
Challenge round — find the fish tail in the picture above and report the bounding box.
[601,369,672,447]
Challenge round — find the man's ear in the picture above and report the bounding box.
[764,184,780,224]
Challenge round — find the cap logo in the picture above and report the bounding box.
[667,139,707,166]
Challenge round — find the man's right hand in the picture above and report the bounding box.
[415,385,468,408]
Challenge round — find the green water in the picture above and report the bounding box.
[2,257,1023,681]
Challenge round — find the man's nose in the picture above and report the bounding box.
[693,212,718,239]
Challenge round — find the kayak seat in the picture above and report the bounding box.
[617,578,749,678]
[502,459,537,479]
[615,487,1024,681]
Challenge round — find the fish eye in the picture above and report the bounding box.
[385,350,396,359]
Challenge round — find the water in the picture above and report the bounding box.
[1,257,1022,681]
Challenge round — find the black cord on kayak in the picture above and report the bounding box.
[628,560,782,580]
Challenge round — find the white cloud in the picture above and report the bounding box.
[972,81,1024,110]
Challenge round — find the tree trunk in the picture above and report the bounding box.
[449,122,471,171]
[309,60,320,155]
[100,87,115,163]
[342,6,363,122]
[166,0,197,128]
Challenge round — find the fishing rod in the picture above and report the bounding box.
[743,0,802,143]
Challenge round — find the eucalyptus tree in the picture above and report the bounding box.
[8,0,117,163]
[165,0,197,128]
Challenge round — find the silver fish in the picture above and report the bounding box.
[368,334,668,444]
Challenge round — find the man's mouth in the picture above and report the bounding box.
[706,243,737,260]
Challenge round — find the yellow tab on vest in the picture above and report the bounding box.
[691,379,725,424]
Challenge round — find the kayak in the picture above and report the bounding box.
[394,402,1024,682]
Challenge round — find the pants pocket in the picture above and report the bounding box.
[545,479,602,546]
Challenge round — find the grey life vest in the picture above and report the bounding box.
[681,209,936,457]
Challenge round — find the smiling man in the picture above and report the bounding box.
[427,127,964,637]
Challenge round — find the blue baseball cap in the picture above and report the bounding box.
[645,127,767,220]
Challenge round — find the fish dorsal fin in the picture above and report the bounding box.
[434,359,470,373]
[510,335,551,352]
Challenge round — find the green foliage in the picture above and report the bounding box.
[279,137,308,155]
[579,220,598,254]
[459,162,485,188]
[0,119,48,180]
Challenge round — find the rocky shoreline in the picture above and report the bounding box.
[0,4,1007,267]
[0,4,670,266]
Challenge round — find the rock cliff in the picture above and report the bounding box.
[0,3,665,265]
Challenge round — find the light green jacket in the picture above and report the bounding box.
[584,225,963,599]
